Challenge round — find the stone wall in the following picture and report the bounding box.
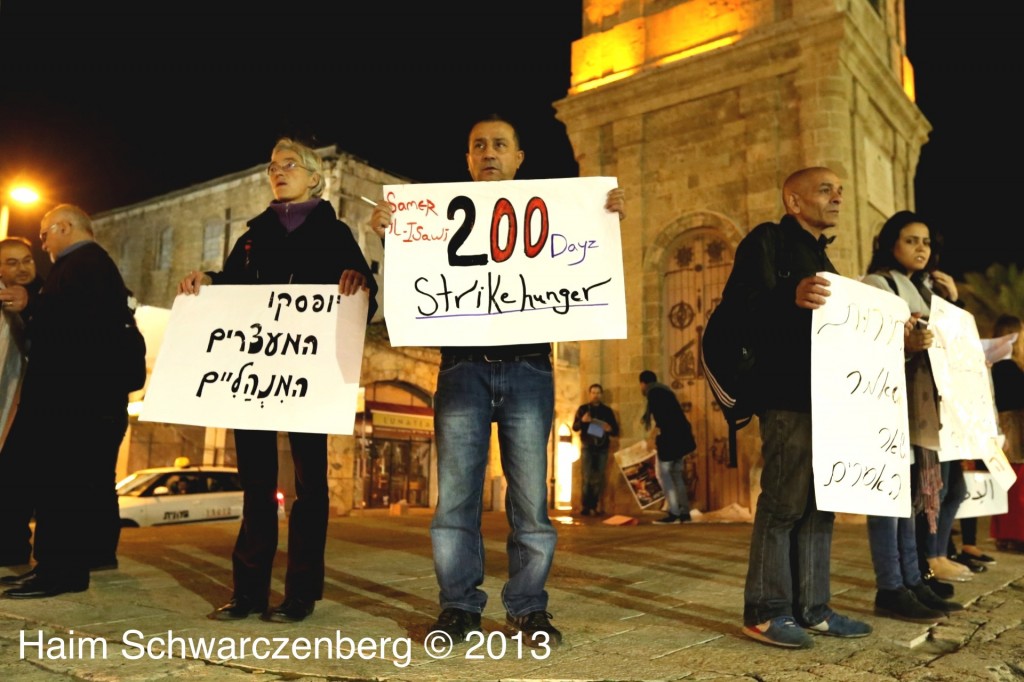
[557,1,930,513]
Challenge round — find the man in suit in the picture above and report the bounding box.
[0,204,134,598]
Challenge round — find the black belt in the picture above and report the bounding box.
[442,351,549,363]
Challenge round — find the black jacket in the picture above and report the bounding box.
[993,359,1024,412]
[209,199,378,322]
[721,214,838,413]
[572,401,620,449]
[21,242,132,413]
[643,381,696,461]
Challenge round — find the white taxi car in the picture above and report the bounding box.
[116,463,286,527]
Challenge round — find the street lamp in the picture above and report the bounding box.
[0,185,41,240]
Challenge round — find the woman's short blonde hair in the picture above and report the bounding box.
[271,137,325,198]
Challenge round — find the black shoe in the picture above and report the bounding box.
[428,607,482,642]
[581,508,592,517]
[1,567,38,585]
[909,582,964,614]
[653,514,681,525]
[3,573,88,599]
[961,551,996,564]
[506,610,562,647]
[208,595,267,621]
[951,553,987,573]
[265,596,315,623]
[923,575,955,599]
[873,587,946,624]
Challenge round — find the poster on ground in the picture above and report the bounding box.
[139,284,368,434]
[381,177,626,346]
[614,440,665,510]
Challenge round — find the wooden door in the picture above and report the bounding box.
[662,227,751,512]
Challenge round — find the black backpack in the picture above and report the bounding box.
[699,223,788,467]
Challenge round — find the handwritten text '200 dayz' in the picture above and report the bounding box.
[194,291,341,404]
[388,193,613,318]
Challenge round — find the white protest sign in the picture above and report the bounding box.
[981,333,1017,365]
[381,177,626,346]
[140,285,368,434]
[956,470,1008,518]
[811,273,912,516]
[980,436,1018,492]
[927,297,1000,462]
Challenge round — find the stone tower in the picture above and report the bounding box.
[555,0,930,513]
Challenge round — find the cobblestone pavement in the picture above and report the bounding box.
[1,510,1022,681]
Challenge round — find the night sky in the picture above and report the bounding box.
[1,1,1019,279]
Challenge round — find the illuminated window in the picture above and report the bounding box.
[156,227,173,270]
[202,220,225,264]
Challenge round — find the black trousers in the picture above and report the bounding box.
[231,429,328,603]
[5,408,125,581]
[0,413,35,564]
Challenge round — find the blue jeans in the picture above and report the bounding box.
[657,458,690,517]
[581,446,609,512]
[936,461,965,555]
[919,460,966,558]
[866,515,922,590]
[743,410,834,626]
[431,356,557,617]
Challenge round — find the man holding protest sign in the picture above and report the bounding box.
[368,114,625,647]
[721,167,872,649]
[178,137,376,623]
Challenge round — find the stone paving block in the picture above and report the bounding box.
[840,646,936,678]
[3,515,1024,681]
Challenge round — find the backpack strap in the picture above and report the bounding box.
[881,272,898,295]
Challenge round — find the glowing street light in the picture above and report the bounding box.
[0,185,41,240]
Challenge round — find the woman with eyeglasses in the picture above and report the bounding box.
[178,137,377,623]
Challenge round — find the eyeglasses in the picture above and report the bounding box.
[39,223,61,242]
[266,161,310,175]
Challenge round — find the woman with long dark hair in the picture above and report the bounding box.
[860,210,965,621]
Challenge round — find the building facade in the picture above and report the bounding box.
[96,0,930,518]
[556,0,929,514]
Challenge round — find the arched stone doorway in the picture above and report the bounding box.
[652,212,756,513]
